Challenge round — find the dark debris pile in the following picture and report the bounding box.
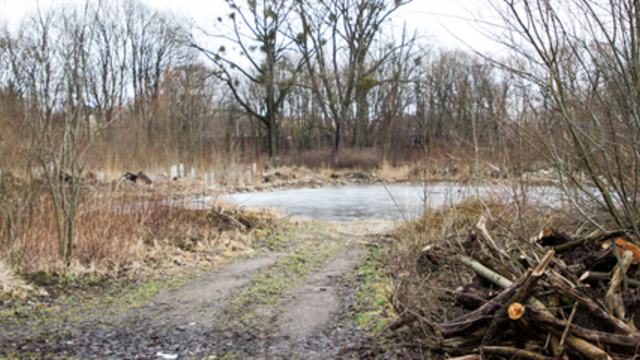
[389,215,640,360]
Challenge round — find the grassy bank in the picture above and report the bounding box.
[0,176,282,298]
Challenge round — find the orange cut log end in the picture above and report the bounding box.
[615,238,640,265]
[508,303,525,320]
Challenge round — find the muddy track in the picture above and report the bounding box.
[0,221,411,359]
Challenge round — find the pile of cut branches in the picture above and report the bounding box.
[391,216,640,360]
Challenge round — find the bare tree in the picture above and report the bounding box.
[193,0,304,161]
[491,0,640,236]
[368,30,421,159]
[155,62,219,162]
[0,25,39,268]
[296,0,412,166]
[124,0,182,144]
[87,1,129,125]
[6,5,108,267]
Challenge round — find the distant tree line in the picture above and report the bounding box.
[0,0,522,170]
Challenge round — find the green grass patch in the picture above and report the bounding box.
[1,272,192,341]
[223,222,344,321]
[354,247,394,334]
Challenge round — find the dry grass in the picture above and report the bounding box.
[376,160,411,180]
[0,189,163,274]
[0,177,280,293]
[0,258,34,297]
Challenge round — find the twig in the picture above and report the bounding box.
[521,305,640,348]
[555,302,578,358]
[475,216,510,261]
[548,274,639,336]
[383,183,408,223]
[553,229,626,252]
[546,328,612,360]
[375,310,415,338]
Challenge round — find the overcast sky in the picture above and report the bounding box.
[0,0,500,53]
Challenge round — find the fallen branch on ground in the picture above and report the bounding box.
[397,221,640,359]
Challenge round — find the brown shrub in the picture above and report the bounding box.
[281,148,383,170]
[337,148,383,170]
[280,150,331,169]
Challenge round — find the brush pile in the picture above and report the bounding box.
[394,216,640,360]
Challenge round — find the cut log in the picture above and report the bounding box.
[553,229,627,252]
[480,346,555,360]
[578,271,640,287]
[605,250,633,318]
[533,226,573,246]
[481,251,554,344]
[519,305,640,348]
[509,303,525,320]
[548,274,640,336]
[439,270,530,336]
[614,239,640,264]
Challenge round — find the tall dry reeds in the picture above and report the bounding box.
[0,187,167,273]
[0,173,285,284]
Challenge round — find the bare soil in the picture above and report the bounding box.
[0,221,421,359]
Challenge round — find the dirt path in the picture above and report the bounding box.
[0,221,407,360]
[152,251,286,327]
[279,246,362,338]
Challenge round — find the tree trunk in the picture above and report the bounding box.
[268,114,277,160]
[331,121,341,167]
[354,84,369,148]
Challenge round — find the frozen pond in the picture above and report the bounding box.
[224,184,564,222]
